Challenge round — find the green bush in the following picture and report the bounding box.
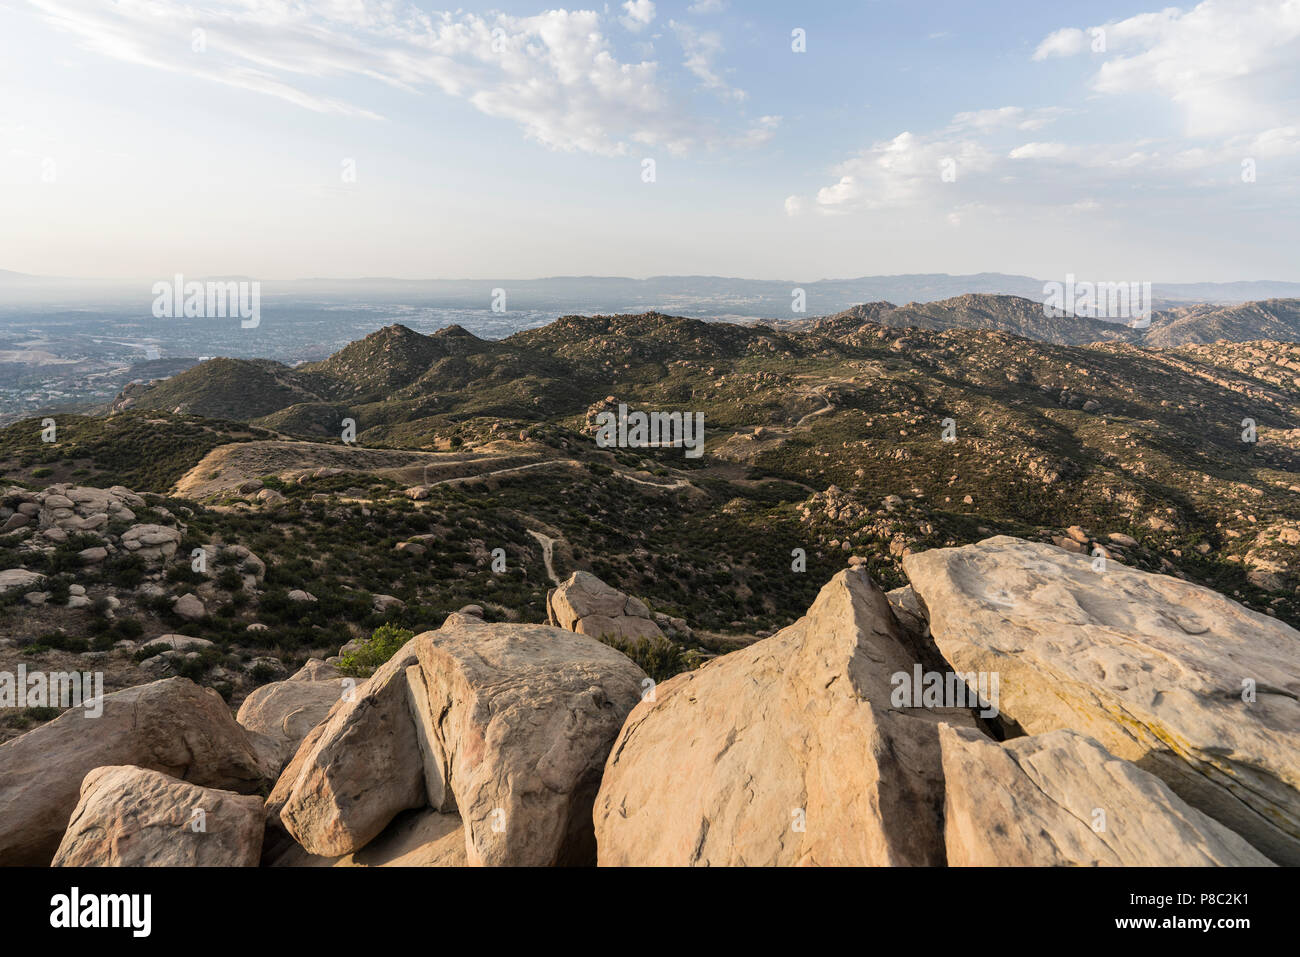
[337,623,415,677]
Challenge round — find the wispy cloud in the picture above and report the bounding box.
[21,0,762,157]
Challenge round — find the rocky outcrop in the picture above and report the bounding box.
[547,570,664,642]
[236,659,349,772]
[593,566,982,866]
[277,640,426,857]
[271,808,467,867]
[940,725,1273,866]
[274,618,646,866]
[52,766,264,867]
[413,616,646,866]
[904,536,1300,865]
[0,677,268,865]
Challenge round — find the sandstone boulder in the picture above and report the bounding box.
[53,766,264,867]
[904,536,1300,865]
[547,570,665,643]
[0,678,268,865]
[594,567,981,866]
[271,807,466,867]
[277,640,426,857]
[237,669,349,771]
[941,725,1273,866]
[413,617,646,866]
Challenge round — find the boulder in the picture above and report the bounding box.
[172,593,206,621]
[276,619,646,867]
[0,678,268,865]
[277,641,426,857]
[904,536,1300,865]
[940,725,1273,866]
[271,807,466,867]
[413,617,646,866]
[593,567,981,866]
[0,568,44,595]
[547,570,665,643]
[237,671,348,772]
[53,766,264,867]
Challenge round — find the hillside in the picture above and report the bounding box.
[1144,298,1300,347]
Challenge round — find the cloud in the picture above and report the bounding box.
[1033,27,1088,60]
[670,19,746,102]
[620,0,656,32]
[20,0,763,157]
[949,106,1067,133]
[1008,141,1069,159]
[811,131,996,213]
[687,0,726,13]
[1034,0,1300,136]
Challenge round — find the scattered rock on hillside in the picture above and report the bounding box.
[547,571,665,642]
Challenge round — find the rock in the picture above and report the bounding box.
[547,571,665,643]
[121,523,182,560]
[287,589,317,603]
[941,725,1273,866]
[247,656,289,679]
[405,486,430,501]
[237,673,347,772]
[394,541,426,557]
[1108,532,1139,547]
[278,620,646,867]
[277,641,426,857]
[271,807,466,867]
[372,593,405,613]
[153,634,214,653]
[0,678,268,865]
[594,567,981,866]
[0,569,44,595]
[456,603,484,618]
[904,536,1300,865]
[1,513,30,532]
[23,591,48,606]
[172,593,206,621]
[414,617,646,866]
[52,766,264,867]
[291,658,342,682]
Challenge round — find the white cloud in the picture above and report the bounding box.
[1032,27,1087,60]
[949,106,1066,133]
[620,0,656,32]
[688,0,726,13]
[784,194,804,216]
[1009,141,1069,159]
[811,131,996,213]
[1034,1,1300,136]
[670,19,746,102]
[20,0,764,157]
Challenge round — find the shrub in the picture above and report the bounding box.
[337,623,415,677]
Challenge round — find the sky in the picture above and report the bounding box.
[1,0,1298,282]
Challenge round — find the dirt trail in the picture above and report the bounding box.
[527,529,561,585]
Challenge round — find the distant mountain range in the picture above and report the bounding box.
[105,294,1300,426]
[5,270,1300,315]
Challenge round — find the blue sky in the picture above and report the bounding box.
[2,0,1297,281]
